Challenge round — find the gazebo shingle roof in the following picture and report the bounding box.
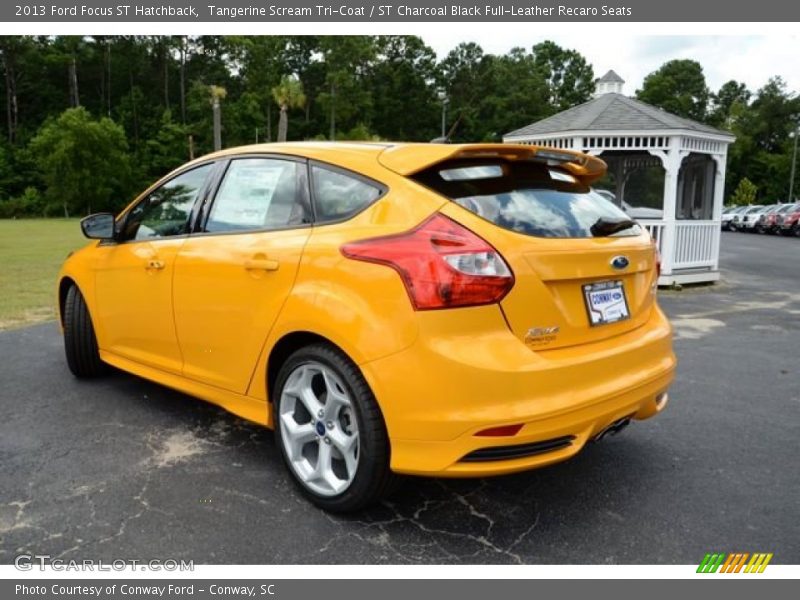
[597,69,624,83]
[504,93,732,138]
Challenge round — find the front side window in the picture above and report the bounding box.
[121,164,213,241]
[413,159,642,239]
[205,158,307,233]
[311,165,383,223]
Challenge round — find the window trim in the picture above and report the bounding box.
[193,153,313,238]
[112,160,218,245]
[307,159,388,226]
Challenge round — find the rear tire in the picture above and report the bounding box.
[63,284,107,378]
[273,342,397,513]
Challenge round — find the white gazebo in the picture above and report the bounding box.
[504,70,736,286]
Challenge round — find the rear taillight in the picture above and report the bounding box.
[341,213,514,310]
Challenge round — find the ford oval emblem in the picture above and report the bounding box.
[611,255,630,270]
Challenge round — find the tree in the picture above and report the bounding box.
[479,48,551,140]
[143,109,190,177]
[29,107,130,216]
[636,59,710,122]
[709,80,750,129]
[208,84,226,151]
[272,75,305,142]
[52,36,87,108]
[369,36,438,141]
[531,41,594,112]
[725,77,800,201]
[0,37,33,144]
[437,42,491,141]
[318,37,376,139]
[729,178,758,206]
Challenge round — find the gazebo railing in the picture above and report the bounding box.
[673,221,720,268]
[639,220,720,270]
[640,220,666,249]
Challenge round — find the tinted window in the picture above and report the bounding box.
[311,165,382,222]
[413,160,642,239]
[122,164,212,241]
[206,158,308,233]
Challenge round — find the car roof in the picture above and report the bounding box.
[186,142,608,185]
[198,141,393,172]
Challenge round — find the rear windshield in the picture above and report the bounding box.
[412,159,642,239]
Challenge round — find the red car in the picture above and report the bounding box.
[778,203,800,236]
[761,203,797,234]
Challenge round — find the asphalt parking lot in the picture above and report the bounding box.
[1,231,798,565]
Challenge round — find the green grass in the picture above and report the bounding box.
[0,219,87,330]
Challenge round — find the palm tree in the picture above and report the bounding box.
[271,76,306,142]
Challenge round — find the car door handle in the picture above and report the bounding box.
[146,259,165,270]
[244,258,279,272]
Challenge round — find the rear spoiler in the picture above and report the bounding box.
[378,143,606,185]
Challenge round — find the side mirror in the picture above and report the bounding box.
[80,213,116,240]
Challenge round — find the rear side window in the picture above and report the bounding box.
[205,158,309,233]
[311,165,383,223]
[412,160,642,239]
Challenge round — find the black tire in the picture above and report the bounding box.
[272,342,397,512]
[63,284,107,378]
[793,224,800,237]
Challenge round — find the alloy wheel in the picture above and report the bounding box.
[279,361,360,497]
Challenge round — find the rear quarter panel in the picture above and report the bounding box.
[246,172,447,403]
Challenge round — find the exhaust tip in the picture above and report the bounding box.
[592,415,632,443]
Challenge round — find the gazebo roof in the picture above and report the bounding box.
[597,69,624,84]
[505,93,733,139]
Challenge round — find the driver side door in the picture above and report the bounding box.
[92,163,215,374]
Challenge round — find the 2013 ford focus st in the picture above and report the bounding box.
[58,142,675,512]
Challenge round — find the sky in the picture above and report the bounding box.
[423,34,800,96]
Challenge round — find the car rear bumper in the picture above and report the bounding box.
[361,305,676,476]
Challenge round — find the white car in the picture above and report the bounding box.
[738,205,771,231]
[721,206,749,230]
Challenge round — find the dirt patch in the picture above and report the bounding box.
[149,430,209,468]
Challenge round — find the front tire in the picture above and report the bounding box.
[63,284,107,378]
[273,343,396,512]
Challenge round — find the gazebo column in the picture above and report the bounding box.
[661,153,679,277]
[649,141,681,279]
[710,152,728,270]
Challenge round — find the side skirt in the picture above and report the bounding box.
[99,350,271,428]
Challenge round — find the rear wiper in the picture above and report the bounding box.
[590,217,637,237]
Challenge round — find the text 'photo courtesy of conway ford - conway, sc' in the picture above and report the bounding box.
[59,142,675,512]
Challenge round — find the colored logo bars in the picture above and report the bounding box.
[697,553,773,573]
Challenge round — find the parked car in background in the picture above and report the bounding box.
[760,203,797,234]
[735,205,765,231]
[754,204,789,234]
[722,206,749,230]
[779,203,800,236]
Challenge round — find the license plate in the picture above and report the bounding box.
[583,280,630,326]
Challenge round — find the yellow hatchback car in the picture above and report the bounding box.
[58,142,675,512]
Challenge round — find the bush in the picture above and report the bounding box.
[729,177,758,206]
[29,107,131,217]
[0,187,45,218]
